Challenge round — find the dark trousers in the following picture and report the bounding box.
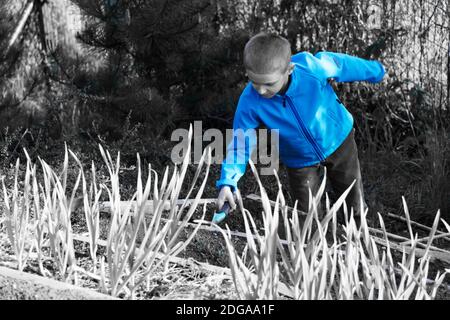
[287,129,367,217]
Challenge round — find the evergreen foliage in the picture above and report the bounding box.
[70,0,248,135]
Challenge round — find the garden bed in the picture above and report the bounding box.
[0,145,449,300]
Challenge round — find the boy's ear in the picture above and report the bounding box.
[287,63,294,74]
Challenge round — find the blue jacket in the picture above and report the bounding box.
[216,51,385,191]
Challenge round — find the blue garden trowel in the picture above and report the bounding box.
[212,202,231,224]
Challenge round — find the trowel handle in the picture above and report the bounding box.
[212,202,232,224]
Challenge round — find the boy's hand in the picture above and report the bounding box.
[216,186,237,212]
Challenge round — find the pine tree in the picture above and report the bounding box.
[0,0,92,137]
[71,0,247,136]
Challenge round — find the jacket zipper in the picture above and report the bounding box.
[284,96,326,161]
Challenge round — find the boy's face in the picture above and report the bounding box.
[246,63,294,99]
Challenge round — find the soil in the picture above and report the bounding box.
[0,266,116,300]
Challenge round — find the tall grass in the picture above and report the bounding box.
[216,161,449,300]
[38,146,80,282]
[70,153,102,272]
[1,145,80,282]
[28,151,48,276]
[98,125,212,297]
[213,160,280,299]
[0,125,212,298]
[1,157,35,271]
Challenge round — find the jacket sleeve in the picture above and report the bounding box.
[216,91,260,191]
[314,51,385,83]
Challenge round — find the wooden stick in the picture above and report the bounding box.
[246,195,450,258]
[371,236,450,265]
[247,195,450,253]
[401,232,450,246]
[82,207,294,247]
[246,195,449,245]
[382,212,450,241]
[368,227,450,255]
[72,265,102,282]
[174,219,294,246]
[246,193,308,216]
[97,198,217,213]
[368,227,410,242]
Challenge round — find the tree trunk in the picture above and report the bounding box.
[447,0,449,113]
[5,0,34,55]
[35,0,51,90]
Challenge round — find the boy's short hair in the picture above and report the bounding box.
[244,32,291,74]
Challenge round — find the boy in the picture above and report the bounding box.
[216,32,385,217]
